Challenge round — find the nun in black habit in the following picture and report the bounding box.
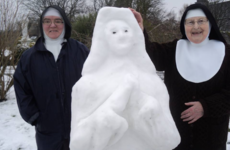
[131,3,230,150]
[14,5,89,150]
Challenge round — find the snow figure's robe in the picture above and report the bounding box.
[70,7,181,150]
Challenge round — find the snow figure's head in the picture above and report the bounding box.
[82,7,154,75]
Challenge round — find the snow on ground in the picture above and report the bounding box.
[0,87,36,150]
[0,87,230,150]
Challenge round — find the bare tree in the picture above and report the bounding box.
[23,0,85,21]
[134,0,165,21]
[146,10,181,43]
[0,0,27,101]
[92,0,116,12]
[114,0,133,7]
[91,0,165,23]
[178,4,189,21]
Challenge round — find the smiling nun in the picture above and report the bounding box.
[131,3,230,150]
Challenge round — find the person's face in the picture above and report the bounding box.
[42,16,64,39]
[104,20,133,55]
[184,16,209,44]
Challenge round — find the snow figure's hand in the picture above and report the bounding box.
[123,73,139,91]
[103,73,138,113]
[70,108,128,150]
[70,74,139,150]
[134,93,181,150]
[138,99,160,121]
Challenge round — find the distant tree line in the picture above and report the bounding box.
[23,0,183,48]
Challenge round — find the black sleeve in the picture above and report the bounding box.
[82,43,90,60]
[200,45,230,118]
[14,55,39,125]
[144,29,178,71]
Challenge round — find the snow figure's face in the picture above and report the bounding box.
[104,20,134,55]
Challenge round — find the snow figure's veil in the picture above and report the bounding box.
[82,7,156,75]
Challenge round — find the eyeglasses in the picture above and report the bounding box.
[42,19,64,26]
[185,18,208,27]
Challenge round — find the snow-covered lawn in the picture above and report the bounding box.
[0,87,230,150]
[0,87,36,150]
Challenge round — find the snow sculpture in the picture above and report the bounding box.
[20,18,32,48]
[21,18,30,41]
[70,7,180,150]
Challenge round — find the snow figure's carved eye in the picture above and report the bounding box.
[125,30,128,32]
[113,31,116,34]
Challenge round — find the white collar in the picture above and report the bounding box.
[43,30,65,61]
[176,39,225,83]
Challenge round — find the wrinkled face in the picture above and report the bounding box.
[42,16,64,39]
[105,20,133,55]
[185,17,209,44]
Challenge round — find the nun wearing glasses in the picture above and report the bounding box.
[14,5,89,150]
[131,3,230,150]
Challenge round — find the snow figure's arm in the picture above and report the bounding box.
[13,57,39,125]
[133,92,180,150]
[70,74,137,150]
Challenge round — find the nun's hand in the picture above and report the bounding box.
[181,102,204,124]
[129,8,144,31]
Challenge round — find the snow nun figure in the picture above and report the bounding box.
[131,3,230,150]
[70,7,180,150]
[14,5,89,150]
